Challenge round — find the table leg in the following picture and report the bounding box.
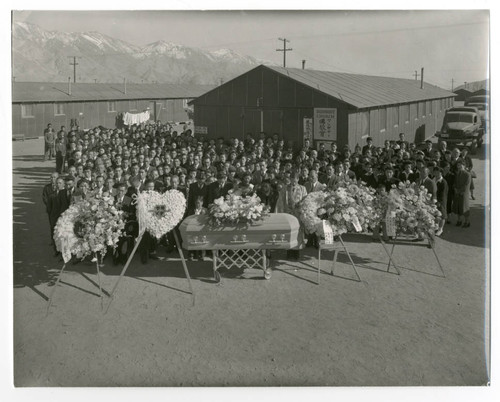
[213,250,221,283]
[263,249,272,279]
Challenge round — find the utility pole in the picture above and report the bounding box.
[464,81,467,90]
[68,56,80,83]
[451,78,454,92]
[276,38,292,68]
[414,70,420,80]
[219,78,224,86]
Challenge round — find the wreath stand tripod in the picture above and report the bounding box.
[46,253,106,316]
[105,230,195,314]
[380,233,445,277]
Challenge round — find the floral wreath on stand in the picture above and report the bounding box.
[298,181,379,240]
[54,195,125,263]
[137,190,187,238]
[373,181,441,240]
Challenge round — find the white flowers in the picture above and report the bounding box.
[374,181,441,236]
[137,190,187,239]
[299,182,380,237]
[53,195,125,262]
[208,194,269,226]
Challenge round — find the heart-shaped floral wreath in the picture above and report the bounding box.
[137,190,186,238]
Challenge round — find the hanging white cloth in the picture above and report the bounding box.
[123,111,151,126]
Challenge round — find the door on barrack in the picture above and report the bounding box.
[243,109,262,137]
[243,109,283,137]
[263,109,283,136]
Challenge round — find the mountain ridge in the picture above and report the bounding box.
[12,21,264,85]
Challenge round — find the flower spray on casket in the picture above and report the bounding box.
[207,193,269,227]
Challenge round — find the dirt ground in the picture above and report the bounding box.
[12,138,489,387]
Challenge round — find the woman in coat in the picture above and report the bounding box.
[453,159,471,228]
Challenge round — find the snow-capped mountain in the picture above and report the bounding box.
[12,21,261,84]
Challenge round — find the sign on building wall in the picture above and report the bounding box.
[194,126,208,134]
[303,117,313,146]
[316,141,334,151]
[313,108,337,141]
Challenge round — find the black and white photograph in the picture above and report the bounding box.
[5,1,497,398]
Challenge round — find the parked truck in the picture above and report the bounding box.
[435,106,484,153]
[465,94,489,133]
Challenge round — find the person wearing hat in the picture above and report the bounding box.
[207,170,232,205]
[452,159,471,228]
[423,140,434,158]
[362,137,375,155]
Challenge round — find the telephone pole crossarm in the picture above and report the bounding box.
[276,38,292,68]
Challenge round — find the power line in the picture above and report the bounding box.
[276,38,292,68]
[288,20,487,42]
[68,56,81,83]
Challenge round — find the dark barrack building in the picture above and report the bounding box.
[189,65,456,149]
[12,81,215,139]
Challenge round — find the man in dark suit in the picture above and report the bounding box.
[360,164,378,189]
[113,182,130,264]
[43,172,59,246]
[187,170,208,215]
[60,176,75,213]
[362,137,376,155]
[207,171,232,205]
[47,177,67,255]
[341,159,357,182]
[423,140,434,159]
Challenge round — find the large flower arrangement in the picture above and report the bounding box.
[297,191,327,234]
[298,182,379,237]
[137,190,187,238]
[374,181,441,237]
[54,195,125,262]
[207,193,269,226]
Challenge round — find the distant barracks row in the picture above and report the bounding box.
[13,65,456,148]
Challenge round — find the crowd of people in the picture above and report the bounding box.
[42,120,475,264]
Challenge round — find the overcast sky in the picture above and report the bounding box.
[12,9,489,89]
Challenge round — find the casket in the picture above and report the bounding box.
[179,213,302,250]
